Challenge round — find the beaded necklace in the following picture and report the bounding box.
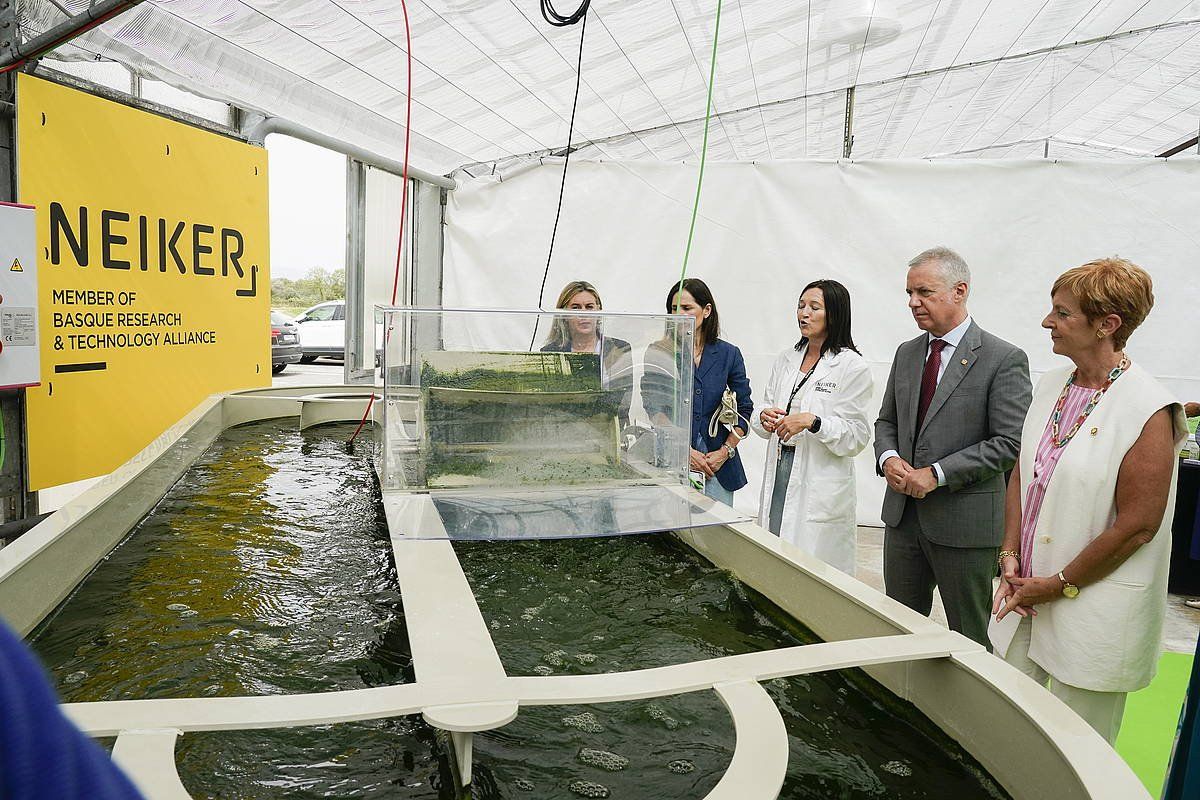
[1050,355,1129,448]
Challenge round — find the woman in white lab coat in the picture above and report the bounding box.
[752,279,873,574]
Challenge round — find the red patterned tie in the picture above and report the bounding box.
[915,338,947,433]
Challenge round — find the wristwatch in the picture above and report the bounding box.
[725,444,736,459]
[1057,571,1080,599]
[809,416,822,434]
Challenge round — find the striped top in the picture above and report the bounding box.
[1019,383,1096,578]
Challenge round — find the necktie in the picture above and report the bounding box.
[916,338,947,433]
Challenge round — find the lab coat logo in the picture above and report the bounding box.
[9,258,21,272]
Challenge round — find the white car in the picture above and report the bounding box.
[294,300,384,364]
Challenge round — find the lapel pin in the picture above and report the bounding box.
[960,358,968,366]
[1090,427,1099,436]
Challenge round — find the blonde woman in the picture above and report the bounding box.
[991,258,1186,743]
[541,280,632,425]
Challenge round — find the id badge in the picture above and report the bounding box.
[689,470,706,492]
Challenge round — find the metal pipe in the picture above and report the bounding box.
[246,117,456,190]
[2,0,142,69]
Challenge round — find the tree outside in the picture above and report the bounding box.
[271,267,345,317]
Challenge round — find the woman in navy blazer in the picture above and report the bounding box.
[646,278,753,506]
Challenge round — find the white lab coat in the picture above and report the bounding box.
[751,345,874,574]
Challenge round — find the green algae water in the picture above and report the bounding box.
[30,420,1007,799]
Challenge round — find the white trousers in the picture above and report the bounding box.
[1004,616,1128,744]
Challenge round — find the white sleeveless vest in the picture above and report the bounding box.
[1019,361,1185,692]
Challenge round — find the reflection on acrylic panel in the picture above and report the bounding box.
[376,308,747,540]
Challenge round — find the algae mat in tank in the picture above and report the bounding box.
[420,351,626,488]
[30,420,1008,798]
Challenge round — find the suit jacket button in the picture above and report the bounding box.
[1041,535,1052,543]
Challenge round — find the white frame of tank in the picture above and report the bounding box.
[0,386,1150,800]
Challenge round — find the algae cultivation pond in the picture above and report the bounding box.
[29,421,1008,799]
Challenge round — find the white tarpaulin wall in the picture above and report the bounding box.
[443,158,1200,524]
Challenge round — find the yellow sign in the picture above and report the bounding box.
[17,74,270,489]
[10,258,22,272]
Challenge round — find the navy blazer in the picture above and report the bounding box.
[691,339,754,492]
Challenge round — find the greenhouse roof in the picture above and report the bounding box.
[21,0,1200,174]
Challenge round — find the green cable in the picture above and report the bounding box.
[677,0,725,296]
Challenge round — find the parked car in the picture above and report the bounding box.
[294,300,385,364]
[270,310,302,374]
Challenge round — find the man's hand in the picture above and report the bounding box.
[760,407,786,433]
[904,466,938,499]
[882,456,913,493]
[1186,401,1200,418]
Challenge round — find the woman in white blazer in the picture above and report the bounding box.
[991,258,1186,744]
[752,280,874,574]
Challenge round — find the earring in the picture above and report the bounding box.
[1095,329,1106,339]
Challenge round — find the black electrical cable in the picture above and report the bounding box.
[529,5,589,350]
[540,0,590,27]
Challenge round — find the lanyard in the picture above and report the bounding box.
[784,365,817,413]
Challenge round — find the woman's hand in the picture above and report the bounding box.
[704,447,730,473]
[760,407,786,433]
[995,574,1063,621]
[775,412,816,443]
[992,555,1036,621]
[689,448,715,477]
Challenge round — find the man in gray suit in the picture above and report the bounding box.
[875,247,1031,647]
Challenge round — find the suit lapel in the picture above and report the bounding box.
[917,321,981,439]
[901,335,925,440]
[694,341,719,383]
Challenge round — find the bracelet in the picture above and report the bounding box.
[997,550,1020,567]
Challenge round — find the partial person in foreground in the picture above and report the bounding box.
[540,280,633,426]
[875,246,1032,647]
[0,618,145,799]
[753,279,874,573]
[645,278,753,507]
[991,257,1186,744]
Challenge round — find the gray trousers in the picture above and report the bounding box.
[883,499,997,649]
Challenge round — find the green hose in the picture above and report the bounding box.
[677,0,724,293]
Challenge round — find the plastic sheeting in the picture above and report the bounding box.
[442,158,1200,523]
[18,1,1200,174]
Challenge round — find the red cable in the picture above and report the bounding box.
[350,0,412,445]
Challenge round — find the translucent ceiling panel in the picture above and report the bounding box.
[377,308,748,540]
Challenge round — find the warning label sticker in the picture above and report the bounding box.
[1,307,36,346]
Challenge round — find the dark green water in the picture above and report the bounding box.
[30,421,1008,799]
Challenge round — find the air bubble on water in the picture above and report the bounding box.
[188,579,202,585]
[166,603,190,612]
[180,609,199,618]
[562,712,605,733]
[667,759,695,774]
[575,653,597,665]
[578,748,628,772]
[881,760,913,777]
[568,780,609,798]
[513,778,535,791]
[64,671,88,685]
[592,634,605,642]
[648,705,680,730]
[490,620,501,630]
[533,665,554,676]
[543,649,568,666]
